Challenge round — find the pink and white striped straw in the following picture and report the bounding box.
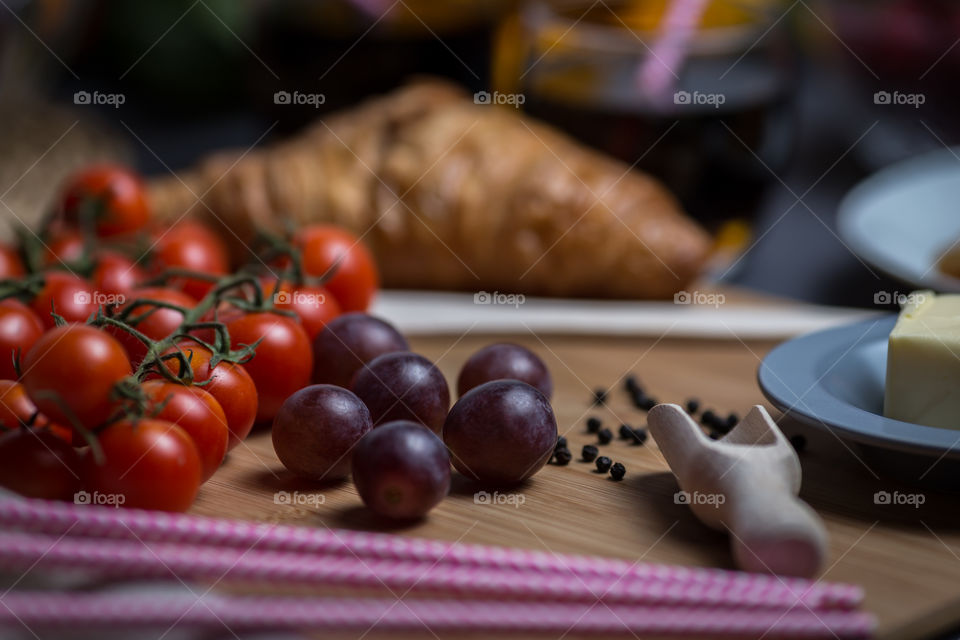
[0,592,875,637]
[637,0,710,102]
[0,531,846,610]
[0,498,863,610]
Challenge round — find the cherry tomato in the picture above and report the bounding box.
[83,419,201,511]
[30,271,95,328]
[0,245,24,278]
[0,299,44,379]
[264,279,341,340]
[107,287,195,366]
[162,344,257,450]
[151,220,230,301]
[92,251,146,298]
[141,380,228,481]
[43,225,86,267]
[22,324,131,429]
[0,380,72,441]
[227,312,313,424]
[293,225,378,312]
[0,428,81,500]
[60,165,150,237]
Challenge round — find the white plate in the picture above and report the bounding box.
[838,147,960,292]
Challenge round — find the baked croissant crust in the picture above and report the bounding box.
[148,80,710,299]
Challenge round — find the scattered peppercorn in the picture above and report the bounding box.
[592,388,608,405]
[597,428,613,445]
[553,447,572,465]
[685,398,700,414]
[789,434,807,453]
[630,392,647,409]
[586,416,602,434]
[725,413,739,430]
[618,424,634,440]
[595,456,612,473]
[629,427,648,446]
[581,444,599,462]
[556,436,568,450]
[707,430,721,440]
[640,396,658,411]
[609,462,626,481]
[624,375,640,394]
[701,409,718,426]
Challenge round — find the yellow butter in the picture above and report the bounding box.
[885,291,960,429]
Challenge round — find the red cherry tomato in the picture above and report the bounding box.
[30,271,95,328]
[162,344,258,450]
[227,312,313,424]
[151,220,230,301]
[0,380,72,441]
[22,324,131,429]
[293,225,378,312]
[0,245,24,278]
[107,287,195,366]
[92,251,147,298]
[264,279,341,340]
[83,419,201,511]
[0,299,44,380]
[0,428,81,500]
[60,165,150,237]
[141,380,228,481]
[43,226,86,267]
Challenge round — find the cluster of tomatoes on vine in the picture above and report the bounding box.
[0,164,379,511]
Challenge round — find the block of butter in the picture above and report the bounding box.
[885,291,960,429]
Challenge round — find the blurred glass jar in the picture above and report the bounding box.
[494,0,796,225]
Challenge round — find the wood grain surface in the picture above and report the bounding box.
[191,330,960,640]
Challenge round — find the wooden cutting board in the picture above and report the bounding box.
[191,329,960,640]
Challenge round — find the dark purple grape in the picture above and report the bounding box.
[442,379,556,486]
[352,420,451,520]
[457,343,552,399]
[351,352,450,433]
[312,313,409,387]
[272,384,372,480]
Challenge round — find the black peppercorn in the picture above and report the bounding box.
[581,444,599,462]
[595,456,612,473]
[553,448,572,465]
[618,424,634,440]
[631,392,647,409]
[597,428,613,445]
[610,462,626,481]
[640,396,658,411]
[592,388,608,405]
[624,375,641,394]
[555,436,568,450]
[586,416,602,433]
[630,427,648,446]
[685,398,700,414]
[701,409,717,426]
[707,430,721,440]
[725,413,739,430]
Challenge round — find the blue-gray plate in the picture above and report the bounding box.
[758,315,960,486]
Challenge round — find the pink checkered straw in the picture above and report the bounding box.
[0,498,862,610]
[637,0,710,102]
[0,592,875,637]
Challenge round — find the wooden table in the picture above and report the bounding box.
[194,328,960,640]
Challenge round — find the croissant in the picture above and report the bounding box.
[148,80,710,299]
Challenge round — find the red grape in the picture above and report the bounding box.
[311,313,408,387]
[457,343,552,399]
[351,352,449,433]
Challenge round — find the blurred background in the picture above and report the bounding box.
[1,0,957,307]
